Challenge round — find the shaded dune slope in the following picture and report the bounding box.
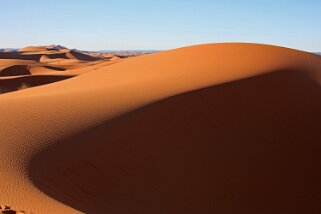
[0,75,74,93]
[0,43,320,213]
[31,70,321,214]
[0,65,31,76]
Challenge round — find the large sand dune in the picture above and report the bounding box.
[0,43,320,213]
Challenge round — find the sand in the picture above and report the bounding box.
[0,47,113,94]
[0,43,320,214]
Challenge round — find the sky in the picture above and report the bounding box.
[0,0,320,51]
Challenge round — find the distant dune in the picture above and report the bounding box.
[0,43,320,214]
[0,46,121,93]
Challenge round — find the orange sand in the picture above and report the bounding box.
[0,43,320,214]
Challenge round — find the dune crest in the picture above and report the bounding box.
[0,43,320,213]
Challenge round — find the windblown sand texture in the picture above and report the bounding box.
[0,43,320,214]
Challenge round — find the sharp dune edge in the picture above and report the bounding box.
[0,43,320,213]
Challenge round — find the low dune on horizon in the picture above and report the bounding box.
[0,43,320,213]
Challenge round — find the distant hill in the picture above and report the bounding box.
[82,50,159,59]
[0,48,17,52]
[97,50,159,53]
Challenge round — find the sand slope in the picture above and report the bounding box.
[0,43,320,213]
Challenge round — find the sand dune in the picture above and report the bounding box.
[0,46,117,94]
[1,46,101,63]
[29,66,66,74]
[65,50,102,61]
[0,59,41,67]
[18,45,67,53]
[0,43,320,213]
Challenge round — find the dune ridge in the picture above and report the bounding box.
[0,43,320,213]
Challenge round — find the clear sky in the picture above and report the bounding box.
[1,0,320,51]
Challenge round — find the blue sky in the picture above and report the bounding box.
[1,0,320,51]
